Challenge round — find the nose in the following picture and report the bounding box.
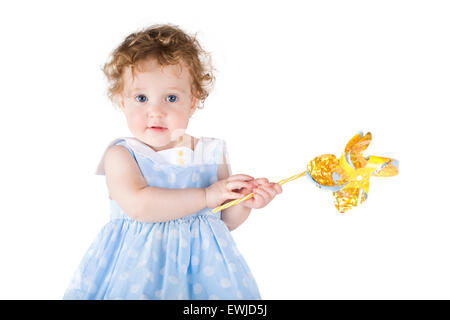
[146,100,166,118]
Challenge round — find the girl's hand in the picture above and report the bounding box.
[205,174,256,209]
[241,178,283,209]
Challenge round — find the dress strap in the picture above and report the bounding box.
[95,138,137,175]
[95,136,231,175]
[221,140,232,176]
[114,140,138,161]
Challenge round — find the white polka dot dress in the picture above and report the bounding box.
[63,136,261,300]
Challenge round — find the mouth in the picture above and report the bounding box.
[148,126,167,132]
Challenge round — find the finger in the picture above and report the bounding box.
[272,183,282,194]
[254,177,270,185]
[226,180,254,191]
[228,174,254,182]
[260,185,276,198]
[238,186,254,196]
[251,191,265,208]
[263,183,279,194]
[241,192,255,202]
[267,185,278,197]
[227,191,244,199]
[254,187,270,204]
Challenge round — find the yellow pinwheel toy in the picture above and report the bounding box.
[306,132,399,213]
[212,131,399,214]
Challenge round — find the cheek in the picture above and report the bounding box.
[169,110,190,127]
[126,111,147,131]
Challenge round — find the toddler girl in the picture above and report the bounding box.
[63,24,282,300]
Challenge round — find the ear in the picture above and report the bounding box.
[189,97,199,117]
[114,93,126,111]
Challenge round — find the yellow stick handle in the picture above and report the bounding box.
[211,171,307,213]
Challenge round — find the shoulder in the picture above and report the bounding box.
[96,138,130,175]
[200,136,228,159]
[104,144,129,160]
[105,143,130,156]
[99,137,138,175]
[201,136,227,151]
[103,144,137,174]
[201,136,225,144]
[101,144,147,214]
[103,143,147,203]
[209,137,231,180]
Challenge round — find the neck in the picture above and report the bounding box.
[149,134,193,152]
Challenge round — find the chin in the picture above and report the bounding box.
[140,134,171,147]
[170,128,186,140]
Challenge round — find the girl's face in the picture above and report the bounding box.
[118,58,198,151]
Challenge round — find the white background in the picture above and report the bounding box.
[0,0,449,299]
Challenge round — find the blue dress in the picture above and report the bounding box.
[63,136,261,300]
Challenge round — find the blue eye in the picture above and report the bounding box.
[166,95,178,103]
[135,95,148,103]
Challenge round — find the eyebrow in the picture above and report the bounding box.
[131,87,186,93]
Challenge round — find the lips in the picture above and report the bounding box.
[148,124,166,128]
[148,126,167,132]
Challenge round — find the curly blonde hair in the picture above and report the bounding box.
[102,24,215,109]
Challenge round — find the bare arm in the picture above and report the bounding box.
[216,152,253,231]
[104,145,206,223]
[221,204,252,231]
